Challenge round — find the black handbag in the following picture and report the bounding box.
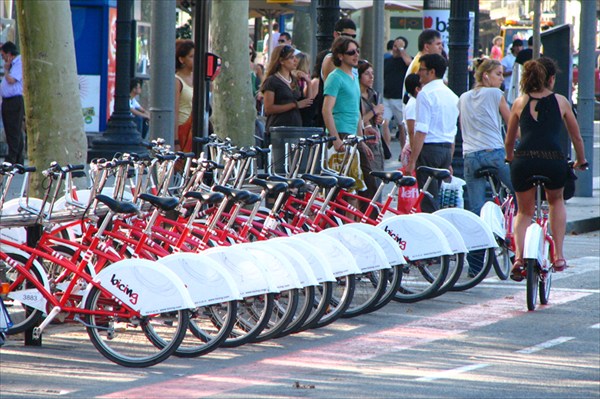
[563,165,577,200]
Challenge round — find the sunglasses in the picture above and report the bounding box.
[344,49,360,56]
[338,31,357,39]
[280,45,294,58]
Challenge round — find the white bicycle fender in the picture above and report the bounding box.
[85,258,195,316]
[292,232,361,277]
[523,223,544,265]
[320,226,391,273]
[158,253,242,306]
[411,213,468,254]
[337,223,406,266]
[377,214,453,261]
[479,201,506,240]
[203,245,277,296]
[0,198,47,244]
[6,254,50,313]
[434,208,498,250]
[273,237,336,283]
[242,242,303,290]
[252,240,319,287]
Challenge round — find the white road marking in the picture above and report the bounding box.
[515,336,575,354]
[415,363,489,382]
[590,323,600,329]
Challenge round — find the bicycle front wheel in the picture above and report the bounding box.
[526,259,539,311]
[84,285,189,367]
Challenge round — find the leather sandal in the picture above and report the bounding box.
[510,258,525,282]
[553,258,567,272]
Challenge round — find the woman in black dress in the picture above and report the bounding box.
[505,58,587,280]
[260,45,313,145]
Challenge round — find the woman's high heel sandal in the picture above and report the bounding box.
[510,258,525,282]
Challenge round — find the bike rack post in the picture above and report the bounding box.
[24,223,43,346]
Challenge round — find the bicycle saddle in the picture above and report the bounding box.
[527,175,552,186]
[184,191,225,205]
[416,166,451,180]
[95,194,139,215]
[138,193,180,211]
[370,171,403,183]
[474,167,499,179]
[300,174,338,189]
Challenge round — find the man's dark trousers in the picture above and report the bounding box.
[2,95,25,165]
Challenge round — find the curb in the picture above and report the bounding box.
[566,217,600,235]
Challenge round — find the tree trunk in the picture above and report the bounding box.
[361,8,374,64]
[16,0,87,196]
[210,0,255,146]
[293,11,313,58]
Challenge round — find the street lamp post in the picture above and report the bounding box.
[316,0,340,55]
[89,0,146,159]
[448,0,470,179]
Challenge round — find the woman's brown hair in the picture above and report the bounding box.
[175,39,195,70]
[520,60,547,94]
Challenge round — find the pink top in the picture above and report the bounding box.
[490,45,503,61]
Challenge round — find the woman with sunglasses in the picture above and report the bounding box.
[260,45,313,146]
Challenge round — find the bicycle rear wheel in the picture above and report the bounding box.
[450,248,494,291]
[297,282,333,332]
[84,285,189,367]
[526,259,539,311]
[168,301,238,358]
[368,264,403,313]
[342,269,389,318]
[252,289,299,342]
[492,241,512,280]
[278,286,315,337]
[539,270,552,305]
[426,253,464,299]
[221,293,274,348]
[312,275,355,328]
[393,256,449,303]
[1,254,45,334]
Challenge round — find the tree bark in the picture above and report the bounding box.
[210,0,255,146]
[16,0,87,196]
[293,11,313,57]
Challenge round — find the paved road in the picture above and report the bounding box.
[1,232,598,399]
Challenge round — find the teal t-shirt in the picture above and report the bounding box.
[323,68,361,134]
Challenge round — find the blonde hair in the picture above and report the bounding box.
[474,58,502,86]
[295,52,311,75]
[493,36,503,45]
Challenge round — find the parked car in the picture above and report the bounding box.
[572,49,600,102]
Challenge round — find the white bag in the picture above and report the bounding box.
[439,176,466,209]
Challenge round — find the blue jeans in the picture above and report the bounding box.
[464,148,513,215]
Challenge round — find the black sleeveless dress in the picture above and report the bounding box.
[510,93,569,192]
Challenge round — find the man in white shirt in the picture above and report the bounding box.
[501,39,523,103]
[405,53,459,212]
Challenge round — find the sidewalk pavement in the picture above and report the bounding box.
[383,138,600,235]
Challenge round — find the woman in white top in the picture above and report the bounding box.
[175,40,195,153]
[458,58,512,215]
[400,73,421,167]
